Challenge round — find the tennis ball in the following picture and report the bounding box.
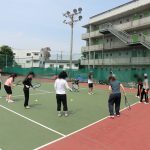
[70,99,74,102]
[35,99,38,102]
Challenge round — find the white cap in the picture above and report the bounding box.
[144,73,148,77]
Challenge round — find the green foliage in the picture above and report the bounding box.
[0,45,14,68]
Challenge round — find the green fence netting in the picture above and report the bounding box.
[3,67,150,83]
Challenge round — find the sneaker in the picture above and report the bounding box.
[88,93,92,95]
[144,102,149,104]
[25,106,30,109]
[8,100,14,103]
[58,113,62,117]
[109,115,115,119]
[64,111,69,117]
[65,113,69,117]
[116,115,120,117]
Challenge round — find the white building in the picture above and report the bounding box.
[45,60,79,70]
[13,49,79,69]
[13,49,40,68]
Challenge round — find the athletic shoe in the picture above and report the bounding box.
[139,101,143,103]
[88,93,91,95]
[65,113,68,117]
[144,102,149,104]
[8,100,14,103]
[116,115,120,117]
[58,113,62,117]
[64,112,69,117]
[91,92,94,95]
[109,115,115,119]
[25,106,30,109]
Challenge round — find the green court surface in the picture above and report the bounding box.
[0,79,138,150]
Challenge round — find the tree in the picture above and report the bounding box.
[0,45,14,68]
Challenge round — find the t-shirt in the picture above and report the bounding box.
[110,80,121,94]
[88,75,93,84]
[4,77,13,86]
[22,77,33,90]
[54,78,71,94]
[143,79,149,90]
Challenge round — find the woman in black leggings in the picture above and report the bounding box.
[22,72,35,109]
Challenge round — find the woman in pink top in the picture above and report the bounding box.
[4,74,17,103]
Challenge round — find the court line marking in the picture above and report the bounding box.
[12,91,54,98]
[34,101,139,150]
[0,104,66,137]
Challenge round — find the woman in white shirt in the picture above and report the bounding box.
[54,71,72,117]
[88,72,94,95]
[140,73,149,104]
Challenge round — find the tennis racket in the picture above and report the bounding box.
[32,82,41,89]
[124,95,131,110]
[14,80,22,86]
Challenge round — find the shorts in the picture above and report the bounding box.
[88,83,93,88]
[4,85,12,94]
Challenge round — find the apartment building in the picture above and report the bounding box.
[81,0,150,71]
[13,49,40,68]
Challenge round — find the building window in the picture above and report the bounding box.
[33,60,39,63]
[50,64,54,67]
[33,53,39,56]
[126,52,128,55]
[59,65,64,69]
[139,14,143,19]
[26,60,30,63]
[27,53,31,56]
[75,64,78,67]
[107,39,109,43]
[119,53,121,56]
[110,53,112,56]
[120,20,122,24]
[126,18,130,22]
[67,64,70,67]
[13,53,16,55]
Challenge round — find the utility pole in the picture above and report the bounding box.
[6,55,8,68]
[63,8,83,71]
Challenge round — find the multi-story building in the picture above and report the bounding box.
[45,60,79,70]
[81,0,150,71]
[13,49,40,68]
[13,49,79,69]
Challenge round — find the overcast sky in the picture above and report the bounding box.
[0,0,131,55]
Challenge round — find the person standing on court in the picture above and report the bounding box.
[140,73,149,104]
[54,71,72,117]
[4,73,17,103]
[88,72,94,95]
[22,72,35,109]
[0,71,2,98]
[108,74,126,119]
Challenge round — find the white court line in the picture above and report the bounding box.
[34,101,139,150]
[0,104,66,137]
[12,91,54,98]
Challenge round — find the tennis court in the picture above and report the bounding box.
[0,76,149,150]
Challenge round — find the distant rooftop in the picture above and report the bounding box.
[90,0,138,19]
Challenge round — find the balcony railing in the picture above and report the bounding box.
[81,57,150,65]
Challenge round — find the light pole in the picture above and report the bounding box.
[63,8,83,71]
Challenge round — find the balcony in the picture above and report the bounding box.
[82,16,150,40]
[81,57,150,66]
[90,30,102,38]
[82,33,90,40]
[81,44,103,52]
